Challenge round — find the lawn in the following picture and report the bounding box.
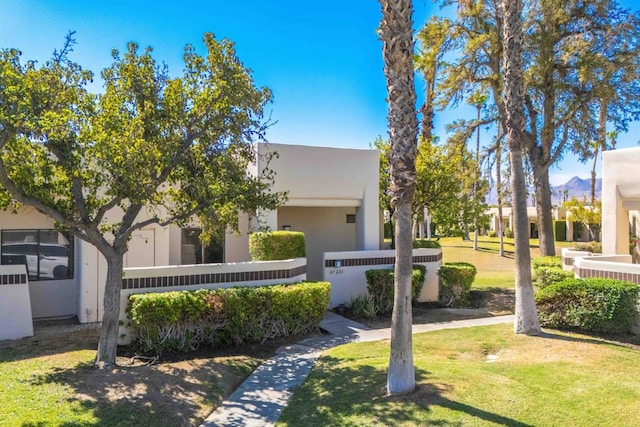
[0,324,282,426]
[277,323,640,426]
[439,235,574,289]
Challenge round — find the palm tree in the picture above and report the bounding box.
[500,0,541,335]
[379,0,418,394]
[468,90,488,251]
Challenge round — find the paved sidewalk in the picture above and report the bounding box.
[201,312,514,427]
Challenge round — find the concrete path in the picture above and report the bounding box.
[201,312,514,427]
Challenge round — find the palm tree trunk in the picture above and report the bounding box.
[500,0,541,335]
[379,0,418,395]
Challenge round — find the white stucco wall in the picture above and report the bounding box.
[0,265,33,340]
[602,148,640,255]
[259,143,380,250]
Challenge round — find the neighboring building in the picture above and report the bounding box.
[225,143,380,281]
[487,205,593,242]
[0,143,381,322]
[602,147,640,256]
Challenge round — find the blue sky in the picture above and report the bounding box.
[1,0,638,186]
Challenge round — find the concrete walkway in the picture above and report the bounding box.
[201,312,514,427]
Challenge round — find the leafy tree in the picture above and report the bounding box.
[564,197,602,242]
[500,0,541,335]
[436,0,640,258]
[413,141,461,236]
[0,33,284,366]
[379,0,418,395]
[372,136,395,246]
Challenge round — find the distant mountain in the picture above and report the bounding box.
[485,176,601,205]
[551,176,601,203]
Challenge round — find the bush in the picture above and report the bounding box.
[532,256,562,271]
[504,227,514,238]
[536,278,640,334]
[554,220,567,241]
[534,266,574,289]
[487,230,497,238]
[249,231,305,261]
[127,282,330,354]
[350,294,379,319]
[363,265,426,315]
[573,241,602,253]
[413,239,441,249]
[437,262,477,307]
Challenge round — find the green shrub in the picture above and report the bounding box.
[127,282,330,354]
[249,231,305,261]
[350,294,379,319]
[487,230,497,238]
[554,220,567,241]
[413,239,441,249]
[364,265,426,315]
[536,278,640,334]
[504,227,514,238]
[573,241,602,253]
[534,266,574,289]
[532,256,562,271]
[437,262,477,307]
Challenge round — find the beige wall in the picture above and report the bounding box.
[259,143,380,250]
[278,206,357,280]
[602,148,640,255]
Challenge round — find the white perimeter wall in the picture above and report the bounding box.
[323,248,442,307]
[0,265,33,340]
[602,148,640,255]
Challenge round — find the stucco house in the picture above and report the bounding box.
[602,147,640,256]
[0,143,381,325]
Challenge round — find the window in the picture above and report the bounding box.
[181,228,223,265]
[1,229,74,280]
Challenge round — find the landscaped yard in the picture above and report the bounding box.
[277,323,640,426]
[0,236,591,425]
[0,324,294,426]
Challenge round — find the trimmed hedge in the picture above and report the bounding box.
[554,220,567,241]
[531,256,571,288]
[536,278,640,334]
[504,227,514,238]
[535,266,574,289]
[249,231,305,261]
[573,241,602,253]
[127,282,330,354]
[363,265,426,315]
[532,256,562,270]
[413,239,441,249]
[438,262,477,307]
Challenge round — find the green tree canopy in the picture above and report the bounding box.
[0,33,285,366]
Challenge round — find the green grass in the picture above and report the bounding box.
[437,235,574,289]
[0,329,263,426]
[278,323,640,426]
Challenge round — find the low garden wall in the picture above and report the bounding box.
[573,254,637,282]
[322,248,442,308]
[0,265,33,341]
[561,248,594,271]
[118,258,306,344]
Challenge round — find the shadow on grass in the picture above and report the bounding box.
[279,357,532,427]
[539,329,640,350]
[25,355,253,426]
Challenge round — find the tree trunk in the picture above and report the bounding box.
[473,104,481,251]
[532,161,555,256]
[388,201,415,393]
[95,253,124,367]
[501,0,541,335]
[496,136,505,257]
[379,0,418,395]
